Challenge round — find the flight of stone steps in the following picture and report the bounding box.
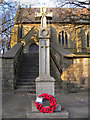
[15,53,39,93]
[15,53,61,94]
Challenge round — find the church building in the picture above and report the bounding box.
[11,4,90,54]
[2,4,90,92]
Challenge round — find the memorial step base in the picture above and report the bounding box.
[26,100,69,118]
[26,110,69,118]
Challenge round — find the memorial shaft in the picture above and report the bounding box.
[35,7,55,96]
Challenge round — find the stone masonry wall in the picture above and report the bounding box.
[50,24,89,53]
[23,25,39,53]
[50,26,89,92]
[1,43,23,91]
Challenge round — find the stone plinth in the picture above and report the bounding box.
[35,75,55,96]
[26,109,69,118]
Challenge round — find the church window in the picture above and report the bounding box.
[59,34,61,43]
[20,27,22,39]
[62,31,64,45]
[58,31,68,47]
[87,32,89,47]
[65,32,68,46]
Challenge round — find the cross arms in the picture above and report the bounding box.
[35,13,42,20]
[35,12,53,20]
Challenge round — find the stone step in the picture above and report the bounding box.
[22,54,38,57]
[20,69,39,72]
[22,59,38,61]
[19,71,39,74]
[22,57,39,59]
[22,63,39,65]
[16,53,39,93]
[19,73,39,76]
[22,62,38,64]
[16,85,36,89]
[19,72,38,75]
[20,71,39,73]
[17,82,35,85]
[21,67,39,70]
[17,82,60,87]
[22,64,39,68]
[18,79,35,82]
[22,54,39,57]
[22,61,39,63]
[15,88,60,92]
[19,76,38,79]
[15,89,36,93]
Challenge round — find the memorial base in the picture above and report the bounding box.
[35,75,55,96]
[26,101,69,118]
[26,110,69,118]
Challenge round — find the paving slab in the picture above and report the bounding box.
[2,91,88,118]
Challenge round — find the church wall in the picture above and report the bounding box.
[51,24,89,53]
[50,25,58,43]
[50,45,88,93]
[10,24,40,53]
[50,25,89,92]
[22,24,40,53]
[11,22,89,54]
[11,25,18,48]
[22,24,35,38]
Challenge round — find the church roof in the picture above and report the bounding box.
[16,8,90,24]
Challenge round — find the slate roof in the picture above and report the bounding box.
[16,8,90,24]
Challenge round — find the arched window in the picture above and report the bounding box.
[62,31,64,45]
[29,43,39,54]
[20,27,22,39]
[65,32,68,46]
[58,31,68,47]
[87,32,89,47]
[59,34,61,43]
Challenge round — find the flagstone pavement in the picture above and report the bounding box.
[2,91,89,118]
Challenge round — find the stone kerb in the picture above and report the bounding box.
[1,43,23,91]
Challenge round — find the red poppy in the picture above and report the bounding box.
[35,93,57,113]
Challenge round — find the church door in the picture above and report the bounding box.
[29,43,39,54]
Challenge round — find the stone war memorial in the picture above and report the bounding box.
[1,1,90,119]
[35,7,55,96]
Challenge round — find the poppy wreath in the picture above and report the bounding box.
[35,93,57,113]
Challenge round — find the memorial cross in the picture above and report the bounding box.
[35,7,55,96]
[35,7,52,28]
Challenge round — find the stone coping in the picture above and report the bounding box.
[51,41,73,56]
[51,42,90,58]
[1,43,23,59]
[22,26,35,40]
[65,54,90,58]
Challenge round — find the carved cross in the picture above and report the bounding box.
[35,7,52,28]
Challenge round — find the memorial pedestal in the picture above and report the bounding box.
[26,110,69,118]
[35,75,55,96]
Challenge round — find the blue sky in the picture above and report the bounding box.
[3,0,89,8]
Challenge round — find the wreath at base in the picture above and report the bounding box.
[35,93,57,113]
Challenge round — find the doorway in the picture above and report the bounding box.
[29,43,39,54]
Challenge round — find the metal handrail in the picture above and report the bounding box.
[50,51,62,75]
